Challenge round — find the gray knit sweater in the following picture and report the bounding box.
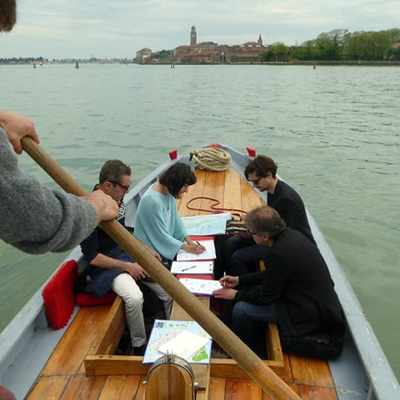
[0,128,98,254]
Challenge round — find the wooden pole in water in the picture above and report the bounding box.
[22,137,301,400]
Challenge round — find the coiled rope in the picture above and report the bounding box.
[186,196,247,221]
[190,148,231,171]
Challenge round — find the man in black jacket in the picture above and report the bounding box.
[214,206,344,359]
[215,155,315,278]
[245,155,314,243]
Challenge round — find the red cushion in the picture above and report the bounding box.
[42,260,78,330]
[76,291,117,307]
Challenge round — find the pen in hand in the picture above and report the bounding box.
[195,240,206,252]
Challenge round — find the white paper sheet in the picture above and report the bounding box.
[171,261,214,275]
[176,240,216,261]
[179,278,222,295]
[157,330,210,360]
[143,320,212,364]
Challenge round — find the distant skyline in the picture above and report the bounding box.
[0,0,399,59]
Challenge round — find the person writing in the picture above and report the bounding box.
[134,162,205,264]
[213,206,344,359]
[216,155,315,277]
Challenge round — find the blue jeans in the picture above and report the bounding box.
[232,301,277,358]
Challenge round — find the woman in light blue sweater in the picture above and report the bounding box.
[134,163,205,262]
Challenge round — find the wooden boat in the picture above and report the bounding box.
[1,144,399,399]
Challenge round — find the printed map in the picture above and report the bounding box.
[142,319,212,364]
[181,213,232,235]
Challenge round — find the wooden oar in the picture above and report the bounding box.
[21,137,301,400]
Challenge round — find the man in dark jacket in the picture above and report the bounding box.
[80,160,172,355]
[214,206,344,359]
[245,155,314,243]
[215,155,315,278]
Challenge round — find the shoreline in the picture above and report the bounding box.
[141,60,400,66]
[1,60,400,67]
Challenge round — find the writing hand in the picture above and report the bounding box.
[195,241,206,250]
[219,275,239,288]
[191,243,205,254]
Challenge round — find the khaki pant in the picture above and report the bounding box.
[111,273,172,347]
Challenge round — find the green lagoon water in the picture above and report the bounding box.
[1,64,399,378]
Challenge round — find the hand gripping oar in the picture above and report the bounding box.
[21,137,301,400]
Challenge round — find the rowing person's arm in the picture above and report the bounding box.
[0,126,117,254]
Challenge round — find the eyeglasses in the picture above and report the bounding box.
[246,228,259,236]
[109,180,130,191]
[248,176,263,185]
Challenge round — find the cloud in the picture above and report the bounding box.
[1,0,398,58]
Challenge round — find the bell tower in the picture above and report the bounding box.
[190,26,197,46]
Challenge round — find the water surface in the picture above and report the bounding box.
[1,64,399,378]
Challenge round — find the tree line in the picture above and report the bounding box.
[264,28,400,62]
[0,56,48,63]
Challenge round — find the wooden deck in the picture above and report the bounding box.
[27,167,337,399]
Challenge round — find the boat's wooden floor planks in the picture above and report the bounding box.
[27,166,337,399]
[177,168,207,214]
[225,379,263,398]
[42,305,112,376]
[290,354,334,388]
[27,376,70,399]
[60,374,107,400]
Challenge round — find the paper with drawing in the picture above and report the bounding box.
[177,240,216,261]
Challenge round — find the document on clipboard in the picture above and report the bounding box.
[171,261,214,275]
[179,278,222,295]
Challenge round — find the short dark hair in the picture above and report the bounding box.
[99,160,131,183]
[159,162,196,198]
[0,0,17,32]
[246,206,286,239]
[245,155,278,179]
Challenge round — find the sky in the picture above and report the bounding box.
[0,0,399,59]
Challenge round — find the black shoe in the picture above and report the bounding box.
[116,329,130,355]
[133,344,146,356]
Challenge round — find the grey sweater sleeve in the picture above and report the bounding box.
[0,128,98,254]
